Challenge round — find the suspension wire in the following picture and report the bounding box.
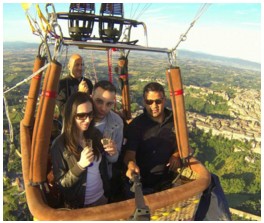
[16,149,22,158]
[130,3,141,19]
[91,50,98,83]
[135,3,152,20]
[52,36,63,61]
[4,3,63,108]
[22,4,52,61]
[194,3,211,22]
[121,4,150,46]
[58,45,69,77]
[3,63,48,144]
[129,4,133,19]
[45,3,64,62]
[4,3,64,155]
[168,51,177,68]
[22,3,64,62]
[135,3,151,47]
[21,3,41,36]
[171,3,211,53]
[168,3,211,67]
[3,95,14,144]
[3,64,50,94]
[4,43,62,113]
[107,49,113,83]
[4,4,44,151]
[17,4,64,189]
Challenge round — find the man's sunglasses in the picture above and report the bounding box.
[144,98,164,105]
[75,111,94,120]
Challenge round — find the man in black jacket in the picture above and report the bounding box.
[124,82,181,194]
[56,54,93,119]
[124,82,231,220]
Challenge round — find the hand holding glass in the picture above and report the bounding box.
[102,130,112,146]
[101,130,117,156]
[84,139,93,167]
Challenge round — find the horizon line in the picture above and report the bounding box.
[3,40,261,65]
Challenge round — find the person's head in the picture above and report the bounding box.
[63,92,94,140]
[68,54,83,79]
[143,82,166,122]
[92,80,116,121]
[63,92,102,159]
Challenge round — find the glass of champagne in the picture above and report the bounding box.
[102,129,113,146]
[85,138,93,167]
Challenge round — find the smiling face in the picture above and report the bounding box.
[143,90,165,123]
[92,87,115,121]
[75,101,93,133]
[68,54,83,79]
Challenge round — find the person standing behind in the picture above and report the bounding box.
[56,54,93,119]
[92,80,124,178]
[51,92,111,208]
[92,80,124,201]
[123,82,181,196]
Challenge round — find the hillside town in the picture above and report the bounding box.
[185,86,261,154]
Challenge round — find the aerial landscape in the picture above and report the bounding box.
[3,41,260,220]
[2,2,261,221]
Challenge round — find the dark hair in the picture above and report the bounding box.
[143,82,165,98]
[63,92,99,159]
[93,80,116,94]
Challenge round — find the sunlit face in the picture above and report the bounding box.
[92,87,115,121]
[143,91,165,121]
[68,56,83,79]
[75,101,93,132]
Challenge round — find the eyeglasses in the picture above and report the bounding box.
[75,111,94,120]
[145,98,164,105]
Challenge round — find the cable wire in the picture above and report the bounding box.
[3,95,14,144]
[3,63,50,94]
[135,3,152,21]
[171,3,211,52]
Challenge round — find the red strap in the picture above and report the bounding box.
[107,49,113,83]
[119,74,128,79]
[42,90,57,98]
[33,74,42,80]
[170,89,183,96]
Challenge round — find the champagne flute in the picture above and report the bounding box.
[102,129,113,146]
[85,138,93,167]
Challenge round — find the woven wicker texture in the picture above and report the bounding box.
[151,193,201,221]
[151,167,201,221]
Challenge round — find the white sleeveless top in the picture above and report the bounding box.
[84,155,104,205]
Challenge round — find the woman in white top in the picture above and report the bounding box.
[51,92,116,208]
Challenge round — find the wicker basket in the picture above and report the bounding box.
[151,167,201,221]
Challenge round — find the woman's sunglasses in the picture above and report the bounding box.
[75,111,94,120]
[145,98,164,105]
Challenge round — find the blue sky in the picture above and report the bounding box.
[2,2,262,63]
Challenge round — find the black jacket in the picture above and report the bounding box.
[56,75,93,116]
[51,128,109,209]
[125,108,177,188]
